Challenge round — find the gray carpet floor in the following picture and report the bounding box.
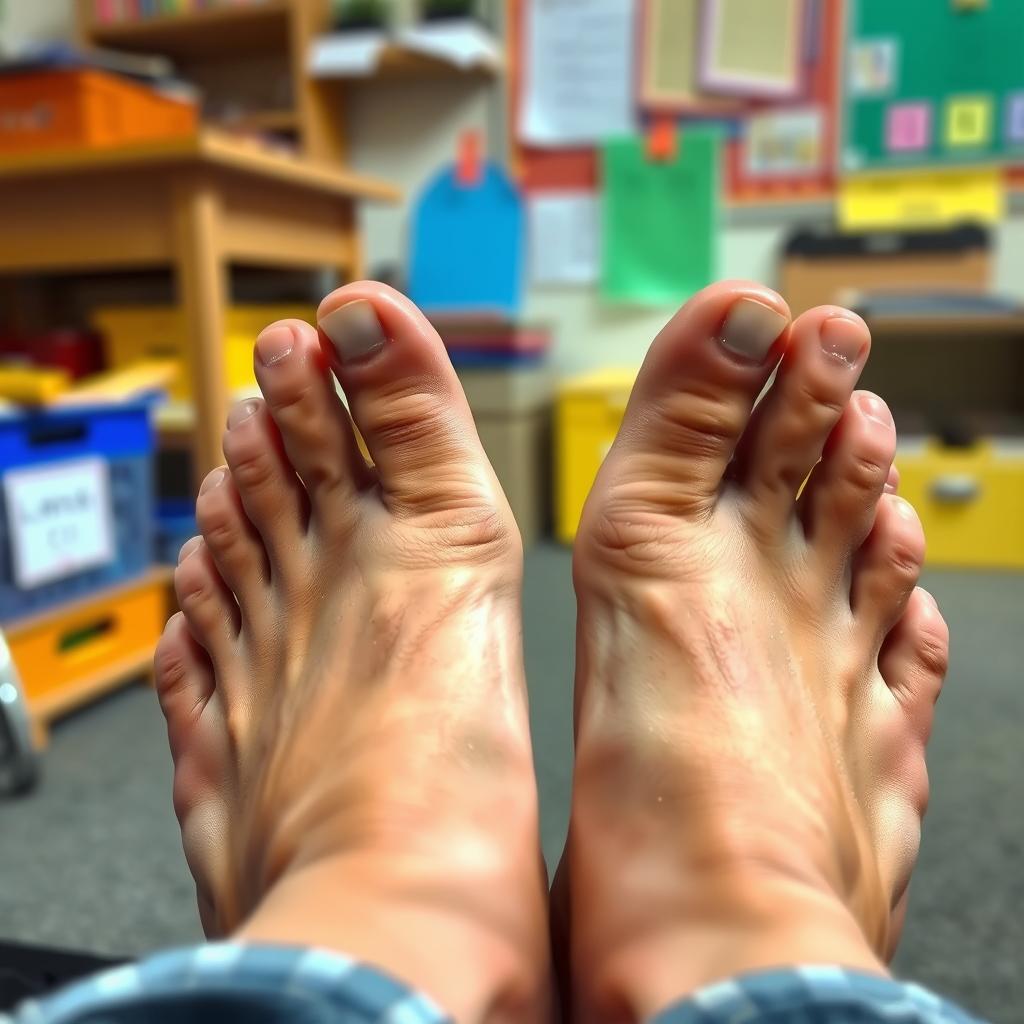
[0,547,1020,1022]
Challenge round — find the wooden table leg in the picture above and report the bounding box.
[340,200,362,283]
[173,175,229,484]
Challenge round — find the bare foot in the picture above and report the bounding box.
[153,283,553,1023]
[562,282,949,1022]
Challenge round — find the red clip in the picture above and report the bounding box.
[646,118,678,162]
[456,130,483,187]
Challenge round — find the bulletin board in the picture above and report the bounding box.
[842,0,1024,173]
[509,0,842,206]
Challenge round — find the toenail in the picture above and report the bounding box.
[227,400,260,429]
[820,315,868,367]
[857,393,894,429]
[718,297,789,362]
[893,496,917,521]
[256,324,295,366]
[178,537,202,563]
[318,300,386,363]
[199,467,227,494]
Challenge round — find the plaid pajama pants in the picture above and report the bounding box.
[6,943,984,1024]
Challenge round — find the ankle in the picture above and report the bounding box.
[239,851,552,1023]
[584,874,886,1023]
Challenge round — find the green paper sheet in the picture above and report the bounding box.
[601,128,720,306]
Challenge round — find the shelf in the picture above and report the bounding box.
[309,24,503,81]
[0,128,401,204]
[346,44,500,80]
[86,2,291,61]
[859,313,1024,335]
[224,109,301,133]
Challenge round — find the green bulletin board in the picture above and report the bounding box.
[842,0,1024,172]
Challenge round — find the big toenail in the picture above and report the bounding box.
[227,400,260,429]
[858,393,895,428]
[256,324,295,366]
[821,315,867,367]
[318,300,386,363]
[719,298,789,362]
[199,467,227,494]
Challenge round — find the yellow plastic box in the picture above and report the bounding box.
[555,368,638,543]
[896,439,1024,569]
[92,305,317,402]
[5,571,170,742]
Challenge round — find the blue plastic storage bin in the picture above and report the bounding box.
[155,499,197,566]
[0,400,155,621]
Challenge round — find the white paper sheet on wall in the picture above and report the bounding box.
[518,0,637,147]
[528,191,600,285]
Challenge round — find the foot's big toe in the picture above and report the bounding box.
[318,282,516,547]
[584,281,791,531]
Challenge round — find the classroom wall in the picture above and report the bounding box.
[9,0,1024,374]
[0,0,74,43]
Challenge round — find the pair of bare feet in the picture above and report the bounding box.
[153,280,949,1024]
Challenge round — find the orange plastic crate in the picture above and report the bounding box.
[0,69,197,155]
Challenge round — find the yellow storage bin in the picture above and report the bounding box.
[896,439,1024,569]
[92,305,317,402]
[6,571,168,709]
[556,368,638,543]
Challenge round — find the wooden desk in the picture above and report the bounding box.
[0,130,400,477]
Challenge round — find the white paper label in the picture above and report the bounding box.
[4,457,115,589]
[528,191,601,285]
[849,38,899,97]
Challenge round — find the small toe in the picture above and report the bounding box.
[879,587,949,739]
[732,307,870,538]
[174,538,239,665]
[593,281,791,520]
[222,397,309,564]
[317,282,505,522]
[851,495,926,640]
[154,611,214,757]
[801,391,897,564]
[253,318,371,528]
[194,466,269,629]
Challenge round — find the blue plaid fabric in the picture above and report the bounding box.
[652,966,984,1024]
[5,947,983,1024]
[5,944,450,1024]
